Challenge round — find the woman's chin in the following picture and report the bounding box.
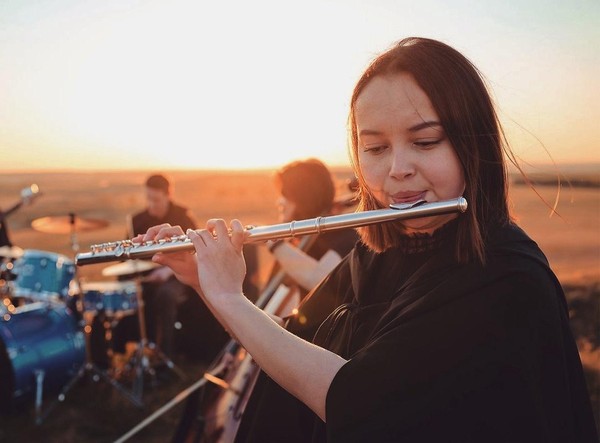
[402,214,457,234]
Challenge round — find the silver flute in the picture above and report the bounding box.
[75,197,467,266]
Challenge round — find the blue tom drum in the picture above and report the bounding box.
[81,281,139,316]
[13,250,76,301]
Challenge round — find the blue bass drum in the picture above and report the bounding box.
[0,301,85,409]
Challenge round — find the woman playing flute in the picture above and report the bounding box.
[137,37,597,442]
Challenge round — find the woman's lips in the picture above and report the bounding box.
[391,191,426,203]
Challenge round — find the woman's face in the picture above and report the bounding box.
[355,72,465,234]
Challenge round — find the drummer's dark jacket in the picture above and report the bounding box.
[130,203,261,301]
[235,221,598,442]
[131,202,196,236]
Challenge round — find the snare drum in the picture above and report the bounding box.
[13,250,76,301]
[81,281,139,316]
[0,301,85,407]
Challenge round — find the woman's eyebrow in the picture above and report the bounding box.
[409,120,442,132]
[358,128,381,136]
[358,120,442,136]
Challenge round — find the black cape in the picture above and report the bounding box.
[235,222,598,442]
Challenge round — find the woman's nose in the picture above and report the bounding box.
[389,146,416,180]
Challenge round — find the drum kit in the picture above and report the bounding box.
[0,211,182,424]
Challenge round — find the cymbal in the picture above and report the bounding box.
[102,260,160,277]
[0,245,24,259]
[31,215,109,234]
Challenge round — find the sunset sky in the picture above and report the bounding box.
[1,0,598,172]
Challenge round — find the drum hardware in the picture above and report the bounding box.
[35,273,147,423]
[0,245,24,260]
[0,301,86,422]
[79,280,139,374]
[79,280,138,369]
[0,262,16,297]
[35,297,144,425]
[81,280,139,317]
[0,185,39,295]
[118,215,188,402]
[31,212,109,253]
[79,264,186,407]
[115,236,317,443]
[101,259,160,278]
[31,213,109,234]
[0,248,23,296]
[0,184,42,222]
[1,198,141,422]
[95,260,186,388]
[12,250,76,302]
[114,261,187,404]
[18,245,143,424]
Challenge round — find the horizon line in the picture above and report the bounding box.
[3,160,599,175]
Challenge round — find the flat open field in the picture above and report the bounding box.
[1,168,597,284]
[0,168,598,441]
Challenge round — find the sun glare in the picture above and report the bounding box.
[2,0,361,171]
[1,0,598,171]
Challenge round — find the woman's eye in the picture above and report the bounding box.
[413,139,441,149]
[362,145,387,155]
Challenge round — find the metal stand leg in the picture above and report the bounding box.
[148,341,187,380]
[34,369,45,424]
[126,274,186,405]
[34,309,144,426]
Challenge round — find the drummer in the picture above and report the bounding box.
[111,174,252,367]
[109,174,196,364]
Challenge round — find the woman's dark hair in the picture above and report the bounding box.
[274,158,336,220]
[348,37,512,264]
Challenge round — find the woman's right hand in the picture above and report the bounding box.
[186,218,248,301]
[137,223,202,290]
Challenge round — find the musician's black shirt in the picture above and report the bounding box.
[130,202,196,236]
[235,221,598,443]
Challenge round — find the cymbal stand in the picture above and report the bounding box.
[123,265,187,404]
[68,213,79,253]
[120,217,186,402]
[34,217,144,425]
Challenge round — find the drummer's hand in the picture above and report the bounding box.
[137,224,201,290]
[187,219,248,300]
[144,266,174,283]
